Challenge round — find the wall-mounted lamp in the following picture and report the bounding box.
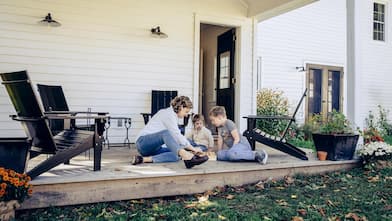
[295,66,305,72]
[38,13,61,27]
[151,26,168,38]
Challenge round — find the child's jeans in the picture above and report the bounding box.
[188,139,208,152]
[136,130,181,163]
[217,142,255,161]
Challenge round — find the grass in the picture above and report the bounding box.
[384,135,392,145]
[16,166,392,221]
[288,138,315,150]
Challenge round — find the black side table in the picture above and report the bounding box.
[104,117,132,149]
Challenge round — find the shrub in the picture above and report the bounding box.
[377,105,392,136]
[358,141,392,170]
[256,89,289,136]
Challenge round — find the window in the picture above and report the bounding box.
[219,51,230,89]
[373,2,386,41]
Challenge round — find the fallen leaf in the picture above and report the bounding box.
[291,216,304,221]
[328,215,341,221]
[255,181,265,189]
[198,195,209,203]
[218,214,226,220]
[190,212,198,217]
[345,212,360,221]
[326,200,335,207]
[276,199,288,206]
[384,205,392,211]
[204,190,214,196]
[318,208,326,217]
[346,174,353,178]
[226,194,235,200]
[285,176,295,185]
[297,209,307,216]
[368,175,380,182]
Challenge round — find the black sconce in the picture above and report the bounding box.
[38,13,61,27]
[151,26,168,38]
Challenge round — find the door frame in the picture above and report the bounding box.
[193,13,247,123]
[305,63,344,122]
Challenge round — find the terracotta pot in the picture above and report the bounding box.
[0,200,20,221]
[317,151,328,161]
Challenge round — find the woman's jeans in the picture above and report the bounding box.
[217,143,255,161]
[136,130,181,163]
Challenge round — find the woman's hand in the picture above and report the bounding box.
[185,146,204,156]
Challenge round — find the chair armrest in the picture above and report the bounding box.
[45,115,108,120]
[44,111,109,116]
[10,115,46,122]
[243,115,293,120]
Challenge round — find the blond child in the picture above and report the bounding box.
[208,106,268,164]
[186,114,214,152]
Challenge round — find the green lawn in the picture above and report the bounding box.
[384,135,392,145]
[17,166,392,221]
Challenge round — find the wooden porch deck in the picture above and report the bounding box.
[20,145,360,210]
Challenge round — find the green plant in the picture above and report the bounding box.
[256,89,289,136]
[377,105,392,136]
[312,110,354,134]
[0,167,32,203]
[358,141,392,170]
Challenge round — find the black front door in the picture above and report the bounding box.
[217,28,235,120]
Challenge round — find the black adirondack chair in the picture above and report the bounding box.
[243,88,309,160]
[1,71,105,179]
[36,84,95,135]
[140,90,189,134]
[36,84,70,134]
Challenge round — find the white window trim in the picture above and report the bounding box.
[373,1,388,42]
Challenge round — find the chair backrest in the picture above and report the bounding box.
[0,71,57,154]
[37,84,69,133]
[280,88,308,140]
[37,84,69,111]
[151,90,178,116]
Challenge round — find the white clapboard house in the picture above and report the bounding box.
[0,0,319,143]
[257,0,392,128]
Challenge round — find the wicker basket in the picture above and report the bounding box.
[0,200,20,221]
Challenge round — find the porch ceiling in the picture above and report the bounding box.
[242,0,318,21]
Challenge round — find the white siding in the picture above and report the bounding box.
[353,0,392,128]
[257,0,346,121]
[0,0,253,141]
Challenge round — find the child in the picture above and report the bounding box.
[208,106,268,164]
[186,114,214,152]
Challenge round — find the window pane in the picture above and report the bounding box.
[328,71,341,112]
[309,69,322,115]
[219,51,230,89]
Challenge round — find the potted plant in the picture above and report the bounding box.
[0,167,32,221]
[311,110,359,161]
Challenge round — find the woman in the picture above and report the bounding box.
[132,96,208,168]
